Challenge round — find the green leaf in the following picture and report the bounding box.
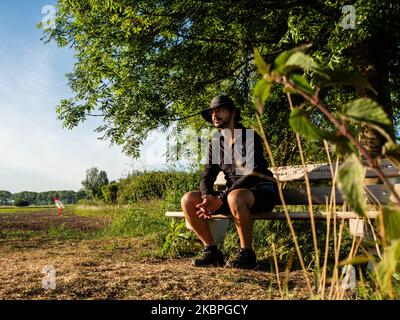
[383,142,400,168]
[344,98,392,131]
[331,135,355,158]
[284,51,316,71]
[274,44,314,74]
[382,205,400,242]
[274,50,293,71]
[375,239,400,297]
[289,107,329,141]
[337,154,366,217]
[313,68,377,94]
[253,79,272,113]
[289,74,314,96]
[254,48,270,75]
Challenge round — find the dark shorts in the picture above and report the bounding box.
[212,182,277,215]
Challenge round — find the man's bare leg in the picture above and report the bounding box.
[225,188,257,269]
[181,191,214,246]
[227,189,255,249]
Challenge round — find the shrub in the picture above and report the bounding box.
[116,170,202,207]
[101,182,119,204]
[14,199,30,207]
[164,171,202,209]
[117,171,169,204]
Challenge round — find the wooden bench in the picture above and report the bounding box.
[166,159,400,286]
[167,159,399,231]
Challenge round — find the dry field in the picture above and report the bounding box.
[0,210,320,300]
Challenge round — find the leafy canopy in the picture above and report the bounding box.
[42,1,400,161]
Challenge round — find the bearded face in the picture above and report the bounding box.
[209,105,236,129]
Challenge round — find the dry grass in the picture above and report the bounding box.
[0,209,359,300]
[0,233,315,300]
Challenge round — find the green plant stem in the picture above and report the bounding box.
[287,92,321,290]
[255,111,315,298]
[272,242,284,299]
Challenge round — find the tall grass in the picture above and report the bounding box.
[100,199,169,241]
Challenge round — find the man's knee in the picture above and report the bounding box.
[181,191,201,207]
[227,189,253,209]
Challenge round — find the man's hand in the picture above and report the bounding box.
[195,194,223,219]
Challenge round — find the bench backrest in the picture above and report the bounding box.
[214,159,400,206]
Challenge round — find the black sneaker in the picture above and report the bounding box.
[225,248,257,269]
[192,246,224,267]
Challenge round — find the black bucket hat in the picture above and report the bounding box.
[201,95,242,124]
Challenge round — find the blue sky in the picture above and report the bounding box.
[0,0,170,193]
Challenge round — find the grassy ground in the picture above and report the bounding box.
[0,230,312,299]
[0,205,58,214]
[0,200,366,300]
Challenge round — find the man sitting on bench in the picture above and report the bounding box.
[181,95,277,269]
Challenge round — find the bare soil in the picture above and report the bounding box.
[0,210,310,300]
[0,210,109,232]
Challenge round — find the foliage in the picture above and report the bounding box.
[117,171,169,204]
[101,182,119,204]
[162,219,201,257]
[81,166,109,199]
[41,1,400,164]
[14,199,30,207]
[0,190,13,205]
[0,190,79,206]
[116,170,201,207]
[375,240,400,298]
[100,199,169,246]
[76,188,90,202]
[13,192,37,205]
[253,45,400,298]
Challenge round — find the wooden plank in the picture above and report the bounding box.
[165,211,379,220]
[277,184,393,205]
[274,159,399,181]
[214,159,399,185]
[211,184,397,205]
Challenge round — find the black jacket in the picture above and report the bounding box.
[200,125,274,202]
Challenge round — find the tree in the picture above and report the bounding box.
[42,1,400,164]
[13,191,38,205]
[76,188,89,201]
[59,190,77,204]
[81,167,109,199]
[0,190,13,206]
[36,191,56,205]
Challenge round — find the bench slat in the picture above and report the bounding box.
[278,184,393,205]
[165,211,379,220]
[212,184,397,205]
[215,159,399,185]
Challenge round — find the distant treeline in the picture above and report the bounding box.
[0,190,88,206]
[1,170,202,207]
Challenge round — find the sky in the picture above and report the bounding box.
[0,0,171,193]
